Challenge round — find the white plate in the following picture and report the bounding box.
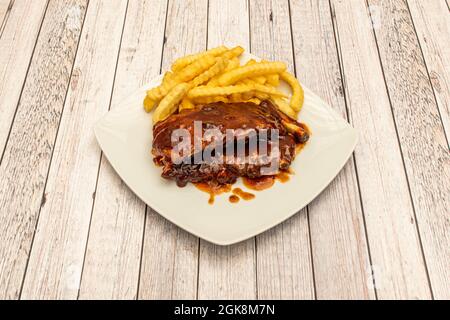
[94,53,357,245]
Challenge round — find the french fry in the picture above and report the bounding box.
[170,46,228,72]
[146,73,180,103]
[188,84,286,100]
[207,56,241,87]
[146,56,217,104]
[282,120,305,137]
[246,98,261,105]
[189,57,228,88]
[225,57,240,71]
[252,76,267,85]
[266,74,280,87]
[243,59,267,84]
[143,96,156,113]
[228,95,261,105]
[280,71,304,112]
[153,83,190,124]
[217,61,287,86]
[162,71,176,85]
[252,84,287,97]
[272,97,297,119]
[174,55,217,83]
[179,97,196,111]
[193,96,230,105]
[221,46,245,60]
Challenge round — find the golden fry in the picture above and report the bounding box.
[272,97,297,119]
[225,57,240,71]
[174,55,217,83]
[179,97,196,111]
[228,95,261,105]
[252,76,267,85]
[266,73,280,87]
[153,83,190,124]
[171,46,228,72]
[207,55,242,87]
[252,83,287,97]
[193,96,230,104]
[243,59,266,84]
[146,72,180,103]
[221,46,245,60]
[188,84,286,100]
[280,71,304,112]
[190,57,228,88]
[217,62,287,86]
[143,96,156,113]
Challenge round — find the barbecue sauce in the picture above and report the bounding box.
[242,170,292,192]
[276,171,291,183]
[195,183,232,205]
[243,176,275,191]
[232,188,255,201]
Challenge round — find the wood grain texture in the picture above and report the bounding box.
[289,0,374,300]
[407,0,450,142]
[197,0,257,300]
[368,0,450,299]
[249,0,314,300]
[329,0,431,299]
[137,0,208,300]
[20,0,128,300]
[0,0,11,37]
[78,0,168,300]
[0,0,48,159]
[0,0,87,300]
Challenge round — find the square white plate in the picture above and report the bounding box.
[94,53,357,245]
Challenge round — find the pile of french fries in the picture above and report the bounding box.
[144,46,305,124]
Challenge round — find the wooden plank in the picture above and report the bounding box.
[20,0,128,300]
[289,0,374,300]
[329,0,431,299]
[137,0,208,300]
[368,0,450,299]
[78,0,168,300]
[249,0,314,300]
[196,0,256,301]
[0,0,48,160]
[0,0,11,36]
[407,0,450,141]
[0,0,87,300]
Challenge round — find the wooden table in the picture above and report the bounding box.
[0,0,448,300]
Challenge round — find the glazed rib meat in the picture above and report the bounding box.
[152,100,309,187]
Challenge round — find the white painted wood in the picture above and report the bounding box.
[138,0,208,300]
[207,0,249,49]
[290,0,374,300]
[0,0,11,36]
[139,209,199,300]
[0,0,444,300]
[0,0,87,300]
[20,0,128,300]
[329,0,431,299]
[0,0,48,158]
[198,240,256,300]
[407,0,450,141]
[368,0,450,299]
[196,0,257,300]
[78,0,168,300]
[249,0,314,300]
